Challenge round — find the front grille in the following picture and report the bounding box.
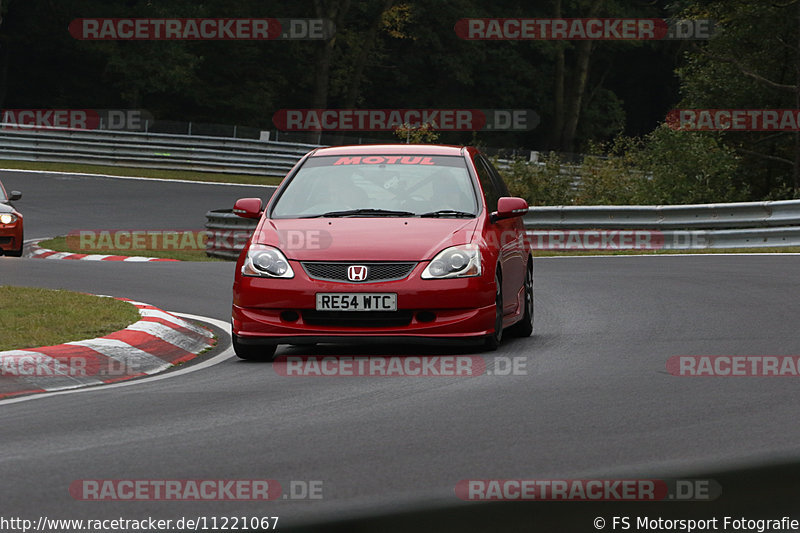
[0,237,11,245]
[301,262,416,283]
[302,310,413,328]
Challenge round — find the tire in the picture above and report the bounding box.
[484,268,503,351]
[507,261,534,337]
[232,334,277,361]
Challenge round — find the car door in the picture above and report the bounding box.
[473,155,526,317]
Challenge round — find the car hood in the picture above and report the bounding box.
[0,202,17,214]
[253,217,480,261]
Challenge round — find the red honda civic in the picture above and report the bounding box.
[231,144,533,360]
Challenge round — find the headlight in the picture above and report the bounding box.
[421,244,481,279]
[0,214,16,224]
[242,244,294,278]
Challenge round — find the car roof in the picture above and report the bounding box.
[309,144,472,157]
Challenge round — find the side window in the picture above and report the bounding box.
[482,156,511,197]
[474,157,500,212]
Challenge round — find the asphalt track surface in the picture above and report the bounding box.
[1,170,799,531]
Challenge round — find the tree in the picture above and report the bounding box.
[676,0,800,197]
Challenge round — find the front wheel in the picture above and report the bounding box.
[232,334,277,361]
[484,269,503,351]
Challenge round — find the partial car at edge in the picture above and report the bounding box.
[230,144,533,360]
[0,179,23,257]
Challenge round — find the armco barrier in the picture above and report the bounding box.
[205,198,800,259]
[0,127,319,177]
[205,209,257,260]
[524,201,800,230]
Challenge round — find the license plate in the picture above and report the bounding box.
[316,293,397,311]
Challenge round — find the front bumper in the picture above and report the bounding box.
[0,225,22,253]
[233,261,496,343]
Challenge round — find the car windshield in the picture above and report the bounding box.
[0,184,6,202]
[270,154,478,218]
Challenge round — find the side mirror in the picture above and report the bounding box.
[233,198,263,219]
[9,191,21,201]
[492,196,528,222]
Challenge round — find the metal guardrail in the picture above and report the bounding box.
[524,200,800,250]
[523,200,800,230]
[0,127,320,176]
[205,209,261,260]
[205,198,800,259]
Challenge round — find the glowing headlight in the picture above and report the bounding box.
[421,244,481,279]
[242,244,294,278]
[0,214,16,224]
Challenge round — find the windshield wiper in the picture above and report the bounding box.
[303,208,418,218]
[418,209,476,218]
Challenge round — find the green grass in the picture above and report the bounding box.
[0,159,283,185]
[0,286,142,351]
[533,246,800,257]
[38,236,223,262]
